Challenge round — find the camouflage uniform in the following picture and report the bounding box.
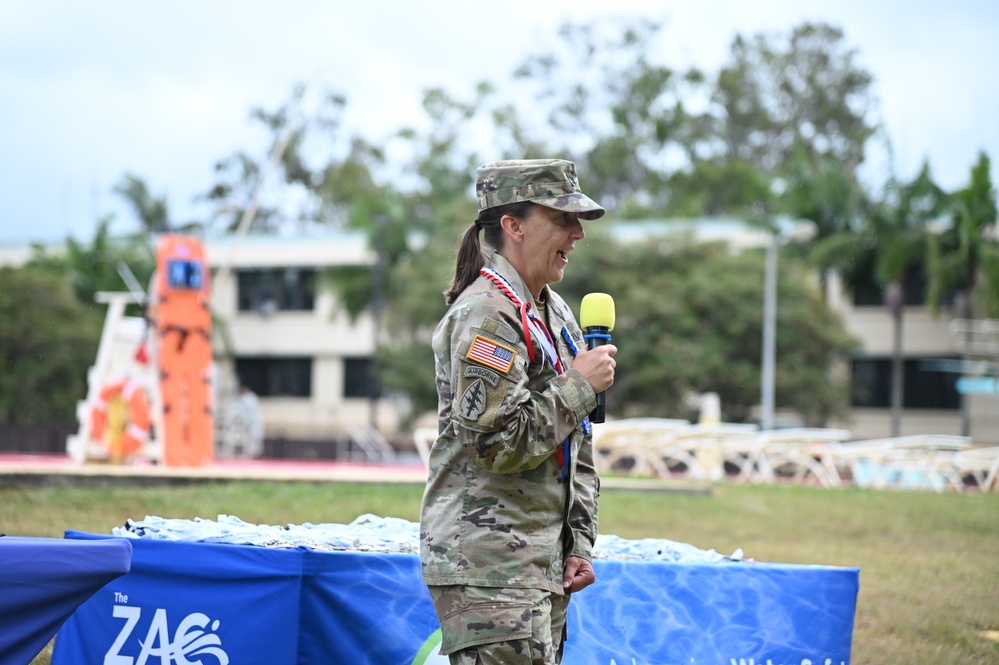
[427,584,571,664]
[420,248,601,660]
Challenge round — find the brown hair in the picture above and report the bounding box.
[443,201,534,305]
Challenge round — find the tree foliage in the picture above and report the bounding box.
[202,84,349,234]
[812,162,951,302]
[27,216,155,309]
[928,151,999,318]
[713,23,875,173]
[811,162,953,435]
[114,174,171,234]
[507,18,877,228]
[0,267,103,424]
[511,17,695,215]
[562,233,855,424]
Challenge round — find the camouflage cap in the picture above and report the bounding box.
[475,159,606,220]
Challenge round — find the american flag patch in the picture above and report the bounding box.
[466,335,517,374]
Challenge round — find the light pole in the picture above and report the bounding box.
[883,281,904,437]
[760,219,817,431]
[760,234,779,431]
[368,214,387,433]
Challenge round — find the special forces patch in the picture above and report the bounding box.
[460,378,487,421]
[466,335,516,374]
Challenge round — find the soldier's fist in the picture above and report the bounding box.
[571,344,617,394]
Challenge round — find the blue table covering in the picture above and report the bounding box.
[53,531,859,665]
[0,536,132,665]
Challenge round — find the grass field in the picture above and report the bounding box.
[4,479,998,664]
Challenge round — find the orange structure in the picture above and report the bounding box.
[89,378,151,463]
[153,235,214,466]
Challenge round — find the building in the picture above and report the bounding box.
[205,231,407,457]
[824,271,999,443]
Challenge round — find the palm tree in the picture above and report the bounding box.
[114,174,171,235]
[926,151,999,435]
[812,162,949,436]
[928,152,999,317]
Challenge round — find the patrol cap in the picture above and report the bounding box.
[475,159,606,220]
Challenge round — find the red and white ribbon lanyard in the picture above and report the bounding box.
[480,267,561,371]
[480,266,571,481]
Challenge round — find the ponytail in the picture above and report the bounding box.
[442,201,534,305]
[443,223,485,305]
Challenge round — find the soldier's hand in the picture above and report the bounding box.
[571,344,617,395]
[563,555,595,593]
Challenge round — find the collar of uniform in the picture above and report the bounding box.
[485,250,569,322]
[486,250,542,311]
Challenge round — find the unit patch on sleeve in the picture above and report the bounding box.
[466,335,517,374]
[460,378,487,421]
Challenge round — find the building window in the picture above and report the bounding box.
[851,357,961,410]
[343,357,378,398]
[237,268,315,312]
[236,357,312,397]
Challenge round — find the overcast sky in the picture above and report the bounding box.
[1,0,996,244]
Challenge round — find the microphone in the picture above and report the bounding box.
[579,293,615,423]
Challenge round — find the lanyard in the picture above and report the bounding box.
[480,267,561,371]
[560,328,592,438]
[479,266,572,481]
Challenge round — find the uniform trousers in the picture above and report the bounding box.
[427,584,571,665]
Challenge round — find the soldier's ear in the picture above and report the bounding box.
[500,214,525,244]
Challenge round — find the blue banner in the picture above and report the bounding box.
[54,533,302,665]
[0,536,131,665]
[565,560,859,664]
[54,532,858,665]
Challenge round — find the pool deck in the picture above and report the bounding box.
[0,453,710,493]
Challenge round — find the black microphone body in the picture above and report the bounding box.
[584,325,611,423]
[580,292,615,424]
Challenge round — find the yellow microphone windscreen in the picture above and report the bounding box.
[580,293,615,330]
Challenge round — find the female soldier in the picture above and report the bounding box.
[420,159,617,665]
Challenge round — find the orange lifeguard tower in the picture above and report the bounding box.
[150,235,214,466]
[69,235,214,467]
